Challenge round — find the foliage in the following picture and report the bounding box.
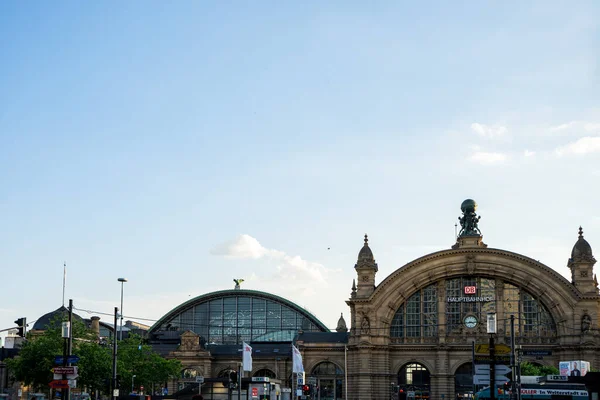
[115,334,181,393]
[7,316,180,396]
[520,362,559,376]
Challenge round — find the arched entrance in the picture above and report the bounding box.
[397,363,431,400]
[311,361,344,400]
[455,363,473,398]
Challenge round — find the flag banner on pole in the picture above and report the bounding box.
[242,342,253,371]
[292,345,304,373]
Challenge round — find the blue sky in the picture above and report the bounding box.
[1,1,599,339]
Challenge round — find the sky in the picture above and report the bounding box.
[1,1,599,341]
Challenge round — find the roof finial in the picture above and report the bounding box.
[579,226,584,239]
[364,234,368,246]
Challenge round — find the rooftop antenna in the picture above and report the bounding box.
[62,262,66,307]
[454,223,458,240]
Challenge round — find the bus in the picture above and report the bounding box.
[474,382,588,400]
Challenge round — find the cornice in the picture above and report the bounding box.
[370,247,581,301]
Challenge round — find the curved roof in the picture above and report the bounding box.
[149,289,330,333]
[32,306,85,331]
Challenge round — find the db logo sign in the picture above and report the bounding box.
[464,286,477,294]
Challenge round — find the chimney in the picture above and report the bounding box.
[91,316,101,337]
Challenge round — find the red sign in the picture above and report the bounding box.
[464,286,477,294]
[53,367,76,374]
[49,380,70,389]
[252,387,258,396]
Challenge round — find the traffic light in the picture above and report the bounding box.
[399,389,407,400]
[503,382,511,394]
[302,385,310,395]
[14,318,26,337]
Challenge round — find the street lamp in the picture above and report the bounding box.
[132,374,136,393]
[118,278,128,340]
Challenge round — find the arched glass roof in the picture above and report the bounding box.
[149,289,329,344]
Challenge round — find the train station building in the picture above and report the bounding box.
[149,200,600,400]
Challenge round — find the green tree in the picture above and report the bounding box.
[115,335,181,393]
[520,362,559,376]
[7,317,111,395]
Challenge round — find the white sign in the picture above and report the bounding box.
[195,376,204,384]
[473,375,509,385]
[113,389,119,397]
[474,364,511,375]
[545,375,567,382]
[447,296,494,302]
[68,380,76,388]
[487,313,497,334]
[521,389,588,397]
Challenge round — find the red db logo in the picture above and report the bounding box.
[464,286,477,294]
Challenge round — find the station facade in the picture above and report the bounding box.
[149,200,600,400]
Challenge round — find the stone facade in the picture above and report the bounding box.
[156,204,600,400]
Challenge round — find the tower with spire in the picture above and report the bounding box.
[568,227,597,294]
[354,234,378,298]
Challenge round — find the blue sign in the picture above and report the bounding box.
[523,350,552,356]
[54,355,80,364]
[67,355,80,364]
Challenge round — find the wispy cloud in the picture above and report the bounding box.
[468,151,508,165]
[550,120,600,133]
[555,136,600,156]
[211,234,332,284]
[471,123,507,139]
[524,150,536,157]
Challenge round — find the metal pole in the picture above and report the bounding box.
[489,335,495,400]
[119,282,124,341]
[66,299,73,400]
[471,341,476,399]
[112,307,118,400]
[238,363,242,400]
[510,315,516,400]
[344,345,348,400]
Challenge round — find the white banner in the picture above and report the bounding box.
[243,342,252,372]
[292,345,304,373]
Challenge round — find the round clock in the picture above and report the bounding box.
[464,315,478,329]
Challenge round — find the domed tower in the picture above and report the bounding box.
[568,227,597,294]
[453,199,488,249]
[354,234,378,298]
[336,313,348,333]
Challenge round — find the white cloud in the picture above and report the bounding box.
[210,234,268,259]
[550,121,578,132]
[555,136,600,156]
[584,123,600,132]
[471,123,507,138]
[468,151,508,165]
[211,234,332,285]
[524,150,536,157]
[550,121,600,134]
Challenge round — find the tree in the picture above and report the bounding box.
[520,362,559,376]
[7,318,180,396]
[115,334,181,393]
[7,317,111,395]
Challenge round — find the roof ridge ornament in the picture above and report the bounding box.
[458,199,482,237]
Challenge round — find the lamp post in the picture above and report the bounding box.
[487,313,497,400]
[132,375,136,394]
[117,278,128,340]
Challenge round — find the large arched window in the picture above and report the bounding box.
[253,369,276,379]
[390,278,557,340]
[151,291,329,345]
[454,363,473,396]
[398,363,430,394]
[311,362,344,400]
[391,284,438,338]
